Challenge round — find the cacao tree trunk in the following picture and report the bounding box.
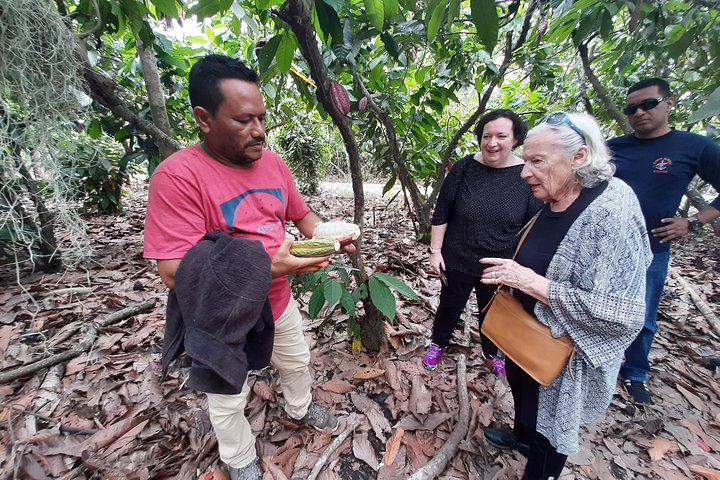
[280,0,385,351]
[1,144,61,272]
[136,38,175,159]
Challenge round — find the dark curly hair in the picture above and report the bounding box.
[474,109,528,148]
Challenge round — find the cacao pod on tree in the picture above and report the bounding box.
[358,96,369,112]
[329,80,350,116]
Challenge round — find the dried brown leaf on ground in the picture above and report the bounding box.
[1,183,720,479]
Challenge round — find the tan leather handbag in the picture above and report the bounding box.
[480,212,575,386]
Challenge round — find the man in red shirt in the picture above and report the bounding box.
[144,54,351,479]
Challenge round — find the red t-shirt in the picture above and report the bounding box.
[144,144,310,319]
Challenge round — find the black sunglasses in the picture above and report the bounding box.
[542,111,587,144]
[623,96,670,116]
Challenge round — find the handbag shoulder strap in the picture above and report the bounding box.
[511,207,543,260]
[482,206,544,314]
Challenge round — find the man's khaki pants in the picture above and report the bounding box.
[206,298,312,469]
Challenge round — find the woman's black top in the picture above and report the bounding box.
[432,155,543,276]
[514,180,609,314]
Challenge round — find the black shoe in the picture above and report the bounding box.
[623,379,653,404]
[484,427,530,457]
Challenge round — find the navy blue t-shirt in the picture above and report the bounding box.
[609,129,720,253]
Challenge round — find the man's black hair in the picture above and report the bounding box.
[627,78,672,97]
[474,109,528,147]
[189,54,259,115]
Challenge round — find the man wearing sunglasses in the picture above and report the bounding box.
[609,78,720,404]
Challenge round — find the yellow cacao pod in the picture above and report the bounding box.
[289,238,340,257]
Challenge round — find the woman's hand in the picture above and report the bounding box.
[429,251,445,276]
[480,257,546,295]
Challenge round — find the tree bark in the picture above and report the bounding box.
[136,39,175,159]
[280,0,385,351]
[16,162,62,271]
[4,142,62,272]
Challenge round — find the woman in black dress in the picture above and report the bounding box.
[423,109,543,372]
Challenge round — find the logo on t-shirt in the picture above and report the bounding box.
[652,157,672,173]
[219,188,285,232]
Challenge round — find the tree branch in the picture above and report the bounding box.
[577,42,632,134]
[0,299,156,384]
[82,66,182,153]
[407,305,472,479]
[353,72,429,234]
[136,38,175,159]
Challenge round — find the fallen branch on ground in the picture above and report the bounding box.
[669,269,720,338]
[0,299,156,384]
[407,304,472,480]
[307,415,360,480]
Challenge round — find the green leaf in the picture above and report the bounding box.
[688,86,720,124]
[336,266,351,285]
[276,34,296,74]
[373,272,418,299]
[384,0,399,20]
[150,0,178,18]
[323,0,345,14]
[308,287,326,319]
[470,0,497,53]
[368,276,396,321]
[339,288,356,316]
[258,35,282,74]
[380,31,399,59]
[382,173,396,194]
[364,0,384,31]
[188,0,233,19]
[667,29,694,58]
[88,119,103,139]
[426,0,449,42]
[323,279,343,308]
[315,0,344,44]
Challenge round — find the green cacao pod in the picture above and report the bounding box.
[329,80,350,116]
[289,238,340,257]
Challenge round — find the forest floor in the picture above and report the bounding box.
[1,181,720,480]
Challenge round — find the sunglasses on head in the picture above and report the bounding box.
[542,111,587,144]
[623,96,670,116]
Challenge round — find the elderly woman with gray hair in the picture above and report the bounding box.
[479,112,652,479]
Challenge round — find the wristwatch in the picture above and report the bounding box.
[689,218,705,233]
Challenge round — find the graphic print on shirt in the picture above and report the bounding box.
[652,157,672,174]
[219,188,285,243]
